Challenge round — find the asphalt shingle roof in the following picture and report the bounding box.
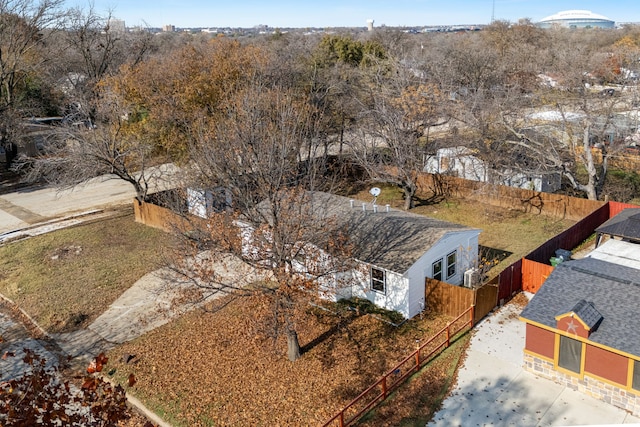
[289,192,479,274]
[520,257,640,357]
[331,193,481,273]
[569,299,603,331]
[596,208,640,241]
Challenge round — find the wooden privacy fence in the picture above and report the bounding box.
[417,173,605,221]
[134,199,184,232]
[522,259,555,293]
[322,306,475,427]
[425,279,498,325]
[489,259,523,304]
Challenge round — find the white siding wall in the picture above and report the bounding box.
[187,188,208,218]
[424,147,561,193]
[349,264,411,318]
[405,230,479,318]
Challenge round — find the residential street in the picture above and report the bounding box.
[0,164,179,241]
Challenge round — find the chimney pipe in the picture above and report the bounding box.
[350,199,354,208]
[386,204,390,212]
[362,203,366,211]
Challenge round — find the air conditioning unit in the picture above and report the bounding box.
[463,268,479,288]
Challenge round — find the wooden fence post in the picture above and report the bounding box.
[470,305,475,327]
[446,323,450,347]
[382,377,387,399]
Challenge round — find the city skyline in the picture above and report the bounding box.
[66,0,640,28]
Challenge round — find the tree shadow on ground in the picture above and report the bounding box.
[479,245,512,264]
[413,193,448,207]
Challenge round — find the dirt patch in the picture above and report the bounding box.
[48,245,83,261]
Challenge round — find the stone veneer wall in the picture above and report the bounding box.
[524,353,640,416]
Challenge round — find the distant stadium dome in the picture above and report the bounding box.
[537,10,615,29]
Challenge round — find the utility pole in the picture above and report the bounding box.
[491,0,495,23]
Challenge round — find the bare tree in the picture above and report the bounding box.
[57,4,155,122]
[0,0,65,111]
[167,84,356,362]
[19,90,168,203]
[498,33,639,200]
[501,92,634,200]
[349,56,447,210]
[0,0,66,166]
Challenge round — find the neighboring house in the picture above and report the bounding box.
[424,146,561,193]
[519,250,640,416]
[243,191,481,319]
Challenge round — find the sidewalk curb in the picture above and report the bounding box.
[100,375,173,427]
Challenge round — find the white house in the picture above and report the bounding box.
[301,192,481,319]
[424,146,562,193]
[202,190,480,320]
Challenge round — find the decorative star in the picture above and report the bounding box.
[566,319,578,334]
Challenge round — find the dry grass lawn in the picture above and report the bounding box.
[0,208,173,333]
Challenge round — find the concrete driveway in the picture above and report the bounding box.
[429,296,640,426]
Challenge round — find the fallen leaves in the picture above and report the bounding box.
[106,296,455,426]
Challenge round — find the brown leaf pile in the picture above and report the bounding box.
[107,297,453,426]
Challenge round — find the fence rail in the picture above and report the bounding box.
[322,305,475,427]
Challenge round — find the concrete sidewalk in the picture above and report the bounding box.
[53,254,263,366]
[429,297,640,426]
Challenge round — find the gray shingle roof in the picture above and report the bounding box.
[303,192,479,273]
[568,299,603,331]
[520,257,640,357]
[596,208,640,241]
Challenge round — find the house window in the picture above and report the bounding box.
[632,360,640,391]
[371,267,386,293]
[432,259,443,281]
[446,251,457,279]
[558,335,582,374]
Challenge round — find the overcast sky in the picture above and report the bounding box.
[65,0,639,28]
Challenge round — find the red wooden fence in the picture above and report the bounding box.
[321,306,475,427]
[522,259,555,293]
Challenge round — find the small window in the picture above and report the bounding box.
[446,251,457,279]
[558,335,582,374]
[371,267,386,293]
[632,360,640,391]
[432,259,443,281]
